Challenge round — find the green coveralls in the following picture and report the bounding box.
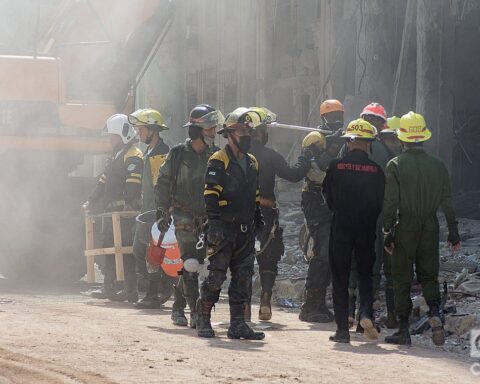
[383,148,458,318]
[155,140,216,311]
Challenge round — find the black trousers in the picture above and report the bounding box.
[256,208,284,293]
[329,215,376,330]
[201,229,255,306]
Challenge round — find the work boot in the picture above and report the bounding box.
[171,284,188,326]
[299,288,333,323]
[348,294,356,328]
[186,297,198,329]
[428,305,445,346]
[88,283,114,299]
[171,308,188,326]
[108,289,139,303]
[196,299,215,338]
[385,311,398,329]
[359,315,379,340]
[329,329,350,343]
[258,291,272,321]
[135,280,160,309]
[385,316,411,345]
[243,301,252,323]
[228,304,265,340]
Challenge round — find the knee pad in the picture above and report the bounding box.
[183,258,201,273]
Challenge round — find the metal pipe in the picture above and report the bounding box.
[268,122,332,135]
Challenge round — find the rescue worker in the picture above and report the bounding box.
[299,99,345,323]
[383,111,461,346]
[155,104,223,327]
[84,114,143,302]
[197,107,265,340]
[377,115,402,328]
[380,116,402,156]
[247,107,310,321]
[347,102,393,330]
[324,118,385,343]
[129,108,170,308]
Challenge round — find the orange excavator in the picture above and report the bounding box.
[0,0,174,280]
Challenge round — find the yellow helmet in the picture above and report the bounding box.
[218,107,261,134]
[397,111,431,143]
[341,118,377,141]
[302,131,326,150]
[249,107,277,126]
[128,108,168,130]
[381,116,401,135]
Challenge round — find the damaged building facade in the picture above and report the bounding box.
[140,0,480,197]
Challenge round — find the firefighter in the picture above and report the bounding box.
[155,104,223,327]
[129,108,170,308]
[324,118,385,343]
[197,107,265,340]
[380,116,402,156]
[299,99,345,323]
[246,107,310,321]
[348,102,394,331]
[383,112,461,346]
[84,114,143,302]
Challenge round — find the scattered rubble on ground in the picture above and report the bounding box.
[266,203,480,355]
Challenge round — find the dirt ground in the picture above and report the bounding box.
[0,281,478,384]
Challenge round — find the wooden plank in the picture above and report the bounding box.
[84,247,133,257]
[85,216,96,284]
[112,213,125,281]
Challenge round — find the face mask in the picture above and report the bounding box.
[203,135,215,147]
[325,121,343,132]
[237,136,251,153]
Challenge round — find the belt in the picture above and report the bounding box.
[259,197,276,209]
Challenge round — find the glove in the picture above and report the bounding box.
[447,230,461,247]
[207,219,225,246]
[156,209,170,232]
[298,151,311,172]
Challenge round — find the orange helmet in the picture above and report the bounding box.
[320,99,344,116]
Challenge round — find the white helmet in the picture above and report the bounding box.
[104,114,136,144]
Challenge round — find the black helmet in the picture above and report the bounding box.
[183,104,216,128]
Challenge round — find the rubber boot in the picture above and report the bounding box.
[258,291,272,321]
[385,288,398,329]
[171,285,188,326]
[329,329,350,343]
[348,294,356,328]
[227,304,265,340]
[385,316,411,345]
[196,299,215,338]
[428,305,445,346]
[135,280,160,309]
[243,301,252,323]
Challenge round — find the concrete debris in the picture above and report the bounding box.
[444,314,477,336]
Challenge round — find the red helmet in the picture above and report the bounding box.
[360,103,387,122]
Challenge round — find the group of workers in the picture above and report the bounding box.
[83,98,461,345]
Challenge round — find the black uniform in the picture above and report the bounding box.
[88,143,143,295]
[323,149,384,330]
[249,140,308,293]
[201,145,262,310]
